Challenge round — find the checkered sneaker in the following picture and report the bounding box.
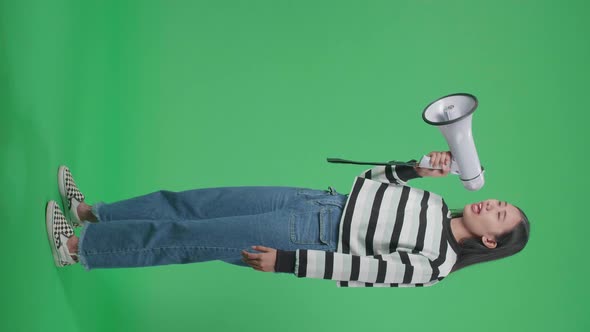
[45,201,79,267]
[58,166,86,227]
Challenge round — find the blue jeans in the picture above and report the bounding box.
[78,186,348,271]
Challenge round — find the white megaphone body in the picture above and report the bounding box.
[422,93,485,191]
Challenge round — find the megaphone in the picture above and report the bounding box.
[422,93,484,191]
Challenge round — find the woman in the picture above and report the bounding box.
[45,151,530,287]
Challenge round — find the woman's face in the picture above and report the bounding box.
[462,199,522,248]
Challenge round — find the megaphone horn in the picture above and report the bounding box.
[422,93,485,191]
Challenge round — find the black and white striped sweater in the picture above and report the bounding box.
[285,164,460,288]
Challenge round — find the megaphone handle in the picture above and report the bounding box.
[418,155,461,175]
[327,158,417,167]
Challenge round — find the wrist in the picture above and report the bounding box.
[414,167,426,178]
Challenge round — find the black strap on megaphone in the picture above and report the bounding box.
[326,158,417,167]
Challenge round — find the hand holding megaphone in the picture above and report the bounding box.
[415,151,460,177]
[326,93,485,191]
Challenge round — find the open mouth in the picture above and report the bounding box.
[471,202,482,214]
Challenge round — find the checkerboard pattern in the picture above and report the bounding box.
[47,201,78,267]
[59,166,86,227]
[62,167,85,209]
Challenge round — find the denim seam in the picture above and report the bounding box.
[81,245,246,256]
[296,188,329,197]
[314,201,344,208]
[164,209,287,222]
[320,209,329,244]
[289,210,330,245]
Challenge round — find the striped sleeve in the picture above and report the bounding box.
[338,278,444,288]
[359,161,421,186]
[294,250,440,285]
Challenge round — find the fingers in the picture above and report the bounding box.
[252,245,270,252]
[429,151,441,168]
[441,153,449,169]
[428,151,438,168]
[241,250,260,268]
[428,151,452,169]
[242,258,260,268]
[420,151,453,177]
[241,249,276,272]
[423,152,452,177]
[242,250,259,260]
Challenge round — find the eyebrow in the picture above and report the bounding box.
[503,201,507,221]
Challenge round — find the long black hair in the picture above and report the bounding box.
[449,206,530,272]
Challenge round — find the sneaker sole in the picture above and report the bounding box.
[45,201,64,267]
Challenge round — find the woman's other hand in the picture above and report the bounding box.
[241,245,277,272]
[414,151,452,178]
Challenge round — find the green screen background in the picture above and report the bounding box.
[1,0,588,331]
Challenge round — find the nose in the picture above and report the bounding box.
[485,200,496,211]
[485,200,501,212]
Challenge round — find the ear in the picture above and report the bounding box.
[481,235,497,249]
